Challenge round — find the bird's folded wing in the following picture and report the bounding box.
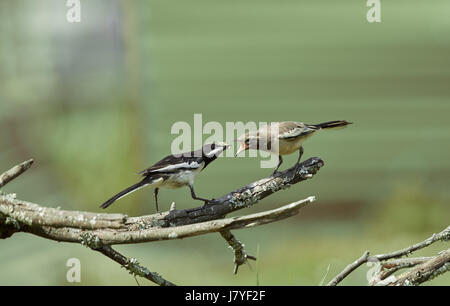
[277,122,318,140]
[138,155,203,176]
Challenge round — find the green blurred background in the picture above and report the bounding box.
[1,0,449,285]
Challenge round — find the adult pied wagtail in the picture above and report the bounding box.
[236,120,352,175]
[100,142,229,212]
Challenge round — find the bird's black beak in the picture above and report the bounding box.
[217,142,231,150]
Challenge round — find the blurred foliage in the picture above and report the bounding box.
[0,0,449,285]
[367,181,450,236]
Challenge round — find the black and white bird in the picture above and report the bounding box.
[236,120,352,175]
[100,142,229,212]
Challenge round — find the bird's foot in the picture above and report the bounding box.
[202,199,213,207]
[294,162,303,172]
[271,169,281,176]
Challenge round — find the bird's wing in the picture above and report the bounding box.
[138,155,203,176]
[277,122,318,140]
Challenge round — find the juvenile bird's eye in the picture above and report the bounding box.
[245,139,250,145]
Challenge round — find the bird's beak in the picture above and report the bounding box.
[217,142,230,150]
[235,143,248,157]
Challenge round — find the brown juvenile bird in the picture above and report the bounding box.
[235,120,352,175]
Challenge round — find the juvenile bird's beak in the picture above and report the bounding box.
[235,143,248,157]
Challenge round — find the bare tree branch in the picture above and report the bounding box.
[1,195,316,244]
[327,225,450,286]
[219,195,317,274]
[327,251,370,286]
[93,245,176,286]
[0,157,322,242]
[160,157,324,227]
[0,159,33,188]
[386,248,450,286]
[0,159,320,285]
[372,226,450,261]
[220,230,257,275]
[372,256,433,282]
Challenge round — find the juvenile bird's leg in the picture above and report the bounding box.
[272,155,283,176]
[297,146,304,164]
[189,185,210,203]
[154,188,159,213]
[294,147,304,170]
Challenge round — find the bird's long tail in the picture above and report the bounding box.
[311,120,352,130]
[100,178,150,209]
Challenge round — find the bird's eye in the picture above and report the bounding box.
[245,139,249,145]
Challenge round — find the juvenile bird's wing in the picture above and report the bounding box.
[277,121,318,140]
[138,154,203,176]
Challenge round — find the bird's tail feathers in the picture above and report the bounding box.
[100,178,151,209]
[312,120,352,130]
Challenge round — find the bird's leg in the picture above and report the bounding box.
[272,155,283,176]
[297,146,304,163]
[154,188,159,213]
[294,147,304,170]
[189,185,210,203]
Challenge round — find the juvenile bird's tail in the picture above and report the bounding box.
[311,120,352,130]
[100,178,150,209]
